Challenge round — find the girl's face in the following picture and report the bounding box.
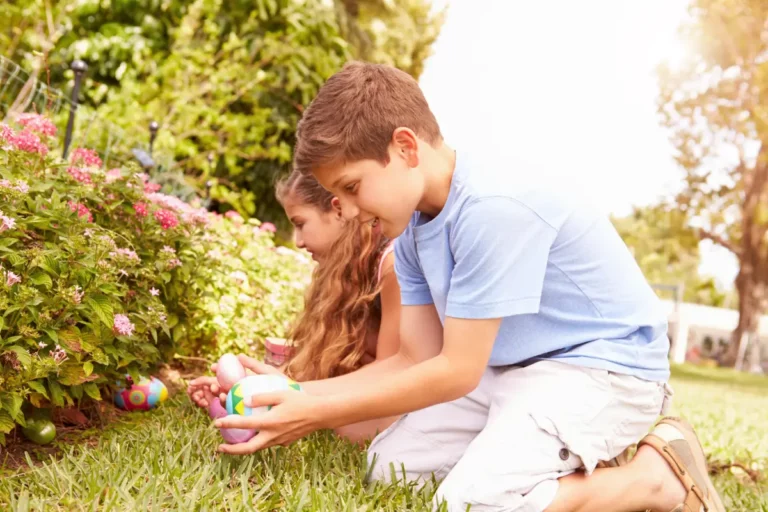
[283,196,345,262]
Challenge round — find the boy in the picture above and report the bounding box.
[215,62,725,512]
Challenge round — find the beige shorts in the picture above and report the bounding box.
[367,360,673,512]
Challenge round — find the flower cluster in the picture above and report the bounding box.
[154,209,179,229]
[16,113,57,137]
[68,201,93,222]
[67,166,94,186]
[70,148,103,168]
[145,192,209,227]
[134,201,148,217]
[113,314,135,337]
[0,210,15,232]
[105,168,123,183]
[0,179,29,194]
[0,123,48,155]
[109,247,141,265]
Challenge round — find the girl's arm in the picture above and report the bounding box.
[373,251,400,360]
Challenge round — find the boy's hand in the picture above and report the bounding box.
[213,389,326,454]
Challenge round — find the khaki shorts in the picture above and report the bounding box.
[367,360,673,512]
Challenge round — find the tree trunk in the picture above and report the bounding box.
[723,270,764,367]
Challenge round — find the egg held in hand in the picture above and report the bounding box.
[220,374,302,443]
[215,353,246,392]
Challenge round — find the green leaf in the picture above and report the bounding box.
[69,385,83,400]
[161,272,172,283]
[86,296,114,329]
[27,380,49,399]
[48,380,64,407]
[0,411,14,435]
[1,393,23,423]
[43,329,58,344]
[84,383,101,401]
[91,349,109,366]
[29,271,53,289]
[7,253,24,267]
[83,361,93,377]
[7,346,31,367]
[39,255,60,276]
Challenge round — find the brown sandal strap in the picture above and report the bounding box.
[639,434,709,512]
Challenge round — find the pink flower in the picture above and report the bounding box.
[113,314,135,336]
[167,258,182,269]
[134,202,148,217]
[0,212,15,232]
[3,127,48,155]
[260,222,276,233]
[161,245,176,255]
[0,179,29,194]
[105,168,122,183]
[70,148,102,168]
[16,114,57,137]
[225,211,243,222]
[145,193,188,213]
[144,182,161,193]
[72,286,84,305]
[150,287,160,296]
[68,201,93,222]
[51,345,68,363]
[67,167,93,185]
[6,271,21,286]
[154,209,178,229]
[182,208,209,226]
[110,248,140,264]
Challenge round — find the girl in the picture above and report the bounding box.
[188,170,401,442]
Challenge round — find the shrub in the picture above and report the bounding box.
[0,115,312,443]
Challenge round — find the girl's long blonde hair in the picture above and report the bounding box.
[275,171,390,382]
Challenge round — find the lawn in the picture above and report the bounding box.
[1,364,766,511]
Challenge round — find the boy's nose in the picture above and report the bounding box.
[340,200,359,221]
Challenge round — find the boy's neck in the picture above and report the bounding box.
[417,141,456,218]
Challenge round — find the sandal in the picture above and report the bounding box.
[638,417,726,512]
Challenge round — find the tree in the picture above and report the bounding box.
[658,0,768,366]
[611,205,727,308]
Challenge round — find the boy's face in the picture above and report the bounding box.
[313,134,424,239]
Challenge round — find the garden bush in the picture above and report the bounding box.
[0,115,312,443]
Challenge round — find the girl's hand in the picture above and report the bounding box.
[237,354,287,378]
[187,376,221,408]
[214,390,326,454]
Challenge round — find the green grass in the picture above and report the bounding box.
[1,364,766,511]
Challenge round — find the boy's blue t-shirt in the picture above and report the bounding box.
[395,152,671,382]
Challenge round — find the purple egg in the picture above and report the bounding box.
[208,399,227,419]
[220,427,256,444]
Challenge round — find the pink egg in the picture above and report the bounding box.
[216,354,246,392]
[208,398,227,419]
[220,427,256,444]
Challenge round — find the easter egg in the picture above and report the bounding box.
[221,375,302,443]
[216,353,246,392]
[114,375,168,411]
[22,418,56,445]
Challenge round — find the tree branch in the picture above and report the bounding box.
[697,228,740,256]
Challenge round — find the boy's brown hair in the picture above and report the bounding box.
[294,61,442,175]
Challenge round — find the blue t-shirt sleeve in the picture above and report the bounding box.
[446,197,558,319]
[394,229,434,306]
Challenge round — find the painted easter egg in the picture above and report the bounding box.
[221,375,302,443]
[114,375,168,411]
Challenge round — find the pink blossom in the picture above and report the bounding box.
[144,182,161,193]
[16,113,57,137]
[113,314,135,336]
[161,245,176,255]
[6,271,21,286]
[150,287,160,296]
[3,127,48,155]
[105,169,123,183]
[51,345,68,363]
[110,248,140,264]
[260,222,276,233]
[225,211,243,222]
[167,258,182,269]
[145,192,188,213]
[0,179,29,194]
[83,228,95,238]
[0,212,15,232]
[68,201,93,222]
[182,208,209,226]
[67,167,93,185]
[70,148,102,168]
[134,201,148,217]
[154,209,178,229]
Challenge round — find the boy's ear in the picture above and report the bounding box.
[392,127,419,167]
[331,197,342,217]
